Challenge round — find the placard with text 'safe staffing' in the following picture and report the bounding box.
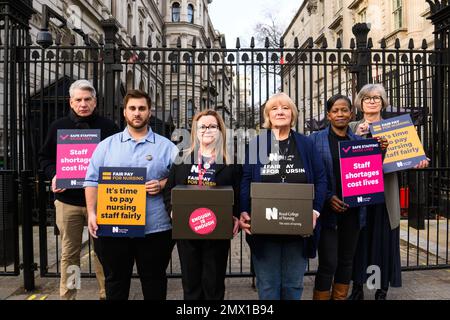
[339,139,385,207]
[56,129,100,189]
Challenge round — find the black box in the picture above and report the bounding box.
[250,183,314,236]
[171,185,234,239]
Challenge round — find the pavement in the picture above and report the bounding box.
[1,220,449,300]
[2,268,450,300]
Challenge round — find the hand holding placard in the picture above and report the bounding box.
[56,129,101,189]
[339,139,385,207]
[369,115,427,173]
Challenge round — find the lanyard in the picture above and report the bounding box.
[197,152,214,186]
[278,134,290,183]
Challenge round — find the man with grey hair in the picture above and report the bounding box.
[38,79,120,300]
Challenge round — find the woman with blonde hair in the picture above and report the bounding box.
[164,109,241,300]
[239,92,327,300]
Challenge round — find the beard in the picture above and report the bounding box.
[126,116,149,130]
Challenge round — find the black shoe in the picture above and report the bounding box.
[347,283,364,300]
[375,289,387,300]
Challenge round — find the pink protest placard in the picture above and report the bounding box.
[56,129,100,189]
[339,139,385,207]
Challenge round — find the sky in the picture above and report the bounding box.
[208,0,302,48]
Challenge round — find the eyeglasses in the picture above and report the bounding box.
[197,124,219,132]
[362,96,382,103]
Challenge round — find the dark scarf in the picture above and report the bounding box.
[69,109,98,129]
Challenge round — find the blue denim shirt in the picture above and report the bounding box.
[84,126,178,234]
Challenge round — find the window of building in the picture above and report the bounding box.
[359,8,367,23]
[320,0,324,26]
[172,2,181,22]
[186,54,193,74]
[187,4,194,23]
[172,99,179,120]
[187,99,194,119]
[111,0,117,17]
[126,71,133,90]
[127,4,132,34]
[393,0,403,29]
[204,8,207,28]
[337,29,343,43]
[170,52,179,73]
[156,93,161,109]
[139,21,144,46]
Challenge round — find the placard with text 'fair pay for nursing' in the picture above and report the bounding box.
[96,167,146,237]
[339,139,385,208]
[369,114,427,173]
[56,129,100,189]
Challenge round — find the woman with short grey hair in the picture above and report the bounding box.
[353,83,389,116]
[348,83,429,300]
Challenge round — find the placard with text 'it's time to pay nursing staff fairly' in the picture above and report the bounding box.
[339,139,385,207]
[56,129,100,189]
[96,167,147,237]
[369,114,427,173]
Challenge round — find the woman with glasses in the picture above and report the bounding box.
[163,109,241,300]
[239,92,327,300]
[348,84,429,300]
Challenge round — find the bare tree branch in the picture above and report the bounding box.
[253,11,284,77]
[253,11,283,48]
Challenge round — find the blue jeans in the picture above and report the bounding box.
[251,237,308,300]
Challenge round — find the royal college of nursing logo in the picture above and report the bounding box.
[357,196,371,203]
[265,207,278,220]
[111,226,127,234]
[269,153,283,161]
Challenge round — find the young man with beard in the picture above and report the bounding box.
[84,89,178,300]
[39,79,119,300]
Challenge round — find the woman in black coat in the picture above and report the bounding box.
[164,109,241,300]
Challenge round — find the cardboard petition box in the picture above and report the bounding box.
[250,183,314,236]
[171,185,234,239]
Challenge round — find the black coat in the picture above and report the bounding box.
[38,110,120,206]
[163,155,242,218]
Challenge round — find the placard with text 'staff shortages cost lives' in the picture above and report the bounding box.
[56,129,100,189]
[339,139,385,208]
[96,167,147,237]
